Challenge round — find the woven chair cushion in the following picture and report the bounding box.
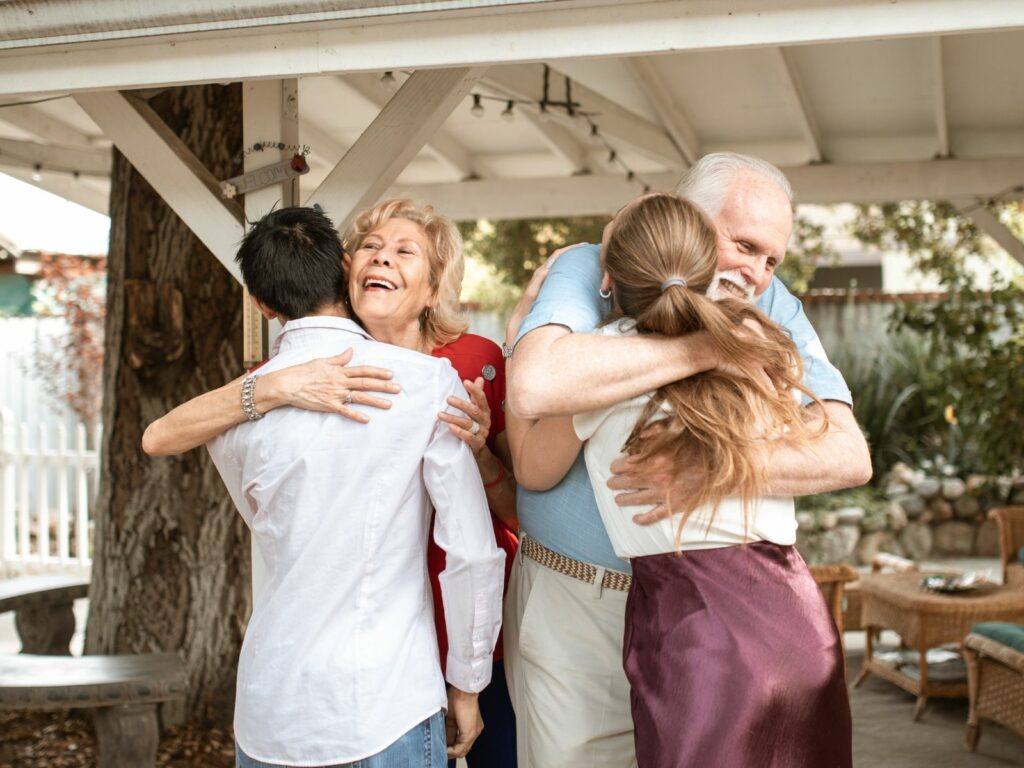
[972,622,1024,654]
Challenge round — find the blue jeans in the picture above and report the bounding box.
[236,710,447,768]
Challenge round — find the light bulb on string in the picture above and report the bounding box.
[607,149,617,164]
[501,100,515,122]
[588,122,602,146]
[537,103,551,123]
[470,94,485,118]
[626,171,635,183]
[31,164,42,183]
[380,71,398,91]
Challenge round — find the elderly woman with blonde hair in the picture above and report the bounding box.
[143,198,520,768]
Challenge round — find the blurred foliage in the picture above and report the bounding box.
[795,486,890,518]
[829,332,953,479]
[849,200,1024,476]
[777,214,838,292]
[458,217,608,293]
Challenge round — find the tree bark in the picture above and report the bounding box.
[86,84,250,723]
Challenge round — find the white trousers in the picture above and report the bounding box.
[504,548,636,768]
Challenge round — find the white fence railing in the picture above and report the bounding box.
[0,407,101,567]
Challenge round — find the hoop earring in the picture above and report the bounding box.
[599,287,612,300]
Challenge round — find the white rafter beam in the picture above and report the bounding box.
[306,66,486,232]
[390,157,1024,220]
[0,103,96,147]
[770,47,824,164]
[0,165,110,215]
[932,37,950,158]
[74,91,244,282]
[4,0,1024,99]
[956,203,1024,266]
[625,57,699,166]
[0,137,110,177]
[341,73,476,180]
[486,64,683,168]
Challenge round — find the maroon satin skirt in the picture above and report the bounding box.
[623,542,852,768]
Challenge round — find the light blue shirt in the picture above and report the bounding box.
[515,244,853,572]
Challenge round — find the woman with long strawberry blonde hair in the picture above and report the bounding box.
[509,192,852,768]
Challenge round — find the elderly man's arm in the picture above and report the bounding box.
[508,325,719,420]
[609,401,872,524]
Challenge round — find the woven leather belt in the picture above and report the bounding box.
[520,535,632,592]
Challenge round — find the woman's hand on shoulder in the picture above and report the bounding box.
[504,242,585,351]
[438,376,491,456]
[265,348,400,424]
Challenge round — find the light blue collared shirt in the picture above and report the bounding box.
[514,244,853,572]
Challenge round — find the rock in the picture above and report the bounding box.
[953,496,980,519]
[912,477,942,499]
[835,506,866,527]
[932,521,976,556]
[975,519,1001,558]
[796,512,817,532]
[890,462,914,485]
[965,474,988,492]
[884,482,911,498]
[819,512,839,530]
[886,502,908,532]
[895,494,926,518]
[818,527,860,564]
[898,522,934,561]
[795,532,820,563]
[940,478,966,500]
[856,531,903,565]
[931,498,954,521]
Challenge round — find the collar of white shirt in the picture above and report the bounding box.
[270,315,372,358]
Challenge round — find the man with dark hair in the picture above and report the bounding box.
[235,206,347,320]
[207,207,505,768]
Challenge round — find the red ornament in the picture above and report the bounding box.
[290,154,309,173]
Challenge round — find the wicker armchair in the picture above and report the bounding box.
[810,563,859,675]
[964,627,1024,750]
[989,506,1024,588]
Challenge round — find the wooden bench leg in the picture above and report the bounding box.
[93,703,159,768]
[14,601,77,655]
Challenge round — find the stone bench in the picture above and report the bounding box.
[0,574,90,655]
[0,652,188,768]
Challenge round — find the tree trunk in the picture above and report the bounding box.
[86,84,251,723]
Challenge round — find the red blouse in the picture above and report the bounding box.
[430,333,518,669]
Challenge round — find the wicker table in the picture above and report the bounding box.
[853,571,1024,720]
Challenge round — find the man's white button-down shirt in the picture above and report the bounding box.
[208,316,504,766]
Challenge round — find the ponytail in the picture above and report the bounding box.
[604,194,825,544]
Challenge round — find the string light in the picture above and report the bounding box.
[537,103,551,122]
[470,94,485,118]
[501,100,515,122]
[31,163,42,183]
[380,71,398,91]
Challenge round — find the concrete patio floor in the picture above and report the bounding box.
[847,648,1023,767]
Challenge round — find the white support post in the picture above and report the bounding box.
[56,423,70,564]
[16,423,28,560]
[932,37,950,159]
[242,78,300,598]
[957,203,1024,267]
[306,66,487,232]
[0,408,13,562]
[36,424,49,563]
[74,90,245,283]
[625,57,700,166]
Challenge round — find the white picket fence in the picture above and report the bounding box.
[0,407,101,567]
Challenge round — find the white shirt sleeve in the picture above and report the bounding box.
[424,367,505,694]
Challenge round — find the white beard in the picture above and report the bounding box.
[706,269,755,303]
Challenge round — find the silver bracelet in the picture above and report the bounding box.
[241,374,263,421]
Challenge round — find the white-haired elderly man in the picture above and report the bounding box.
[502,152,872,767]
